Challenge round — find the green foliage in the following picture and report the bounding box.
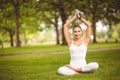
[0,2,15,30]
[0,0,120,45]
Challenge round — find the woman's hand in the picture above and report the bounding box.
[74,12,78,19]
[75,9,81,18]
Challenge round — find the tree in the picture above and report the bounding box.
[36,0,77,45]
[75,0,109,43]
[20,0,42,44]
[50,0,78,45]
[0,0,39,47]
[11,0,22,47]
[0,1,15,47]
[42,11,60,45]
[35,0,61,45]
[0,0,22,47]
[101,0,120,42]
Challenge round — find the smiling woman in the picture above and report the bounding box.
[57,9,99,75]
[73,25,82,40]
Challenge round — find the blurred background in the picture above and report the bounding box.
[0,0,120,48]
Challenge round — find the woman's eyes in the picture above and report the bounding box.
[74,31,77,32]
[74,31,80,33]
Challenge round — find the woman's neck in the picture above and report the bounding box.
[74,38,81,41]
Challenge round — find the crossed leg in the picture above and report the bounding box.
[58,62,99,75]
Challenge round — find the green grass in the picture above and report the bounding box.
[0,49,120,80]
[88,42,120,49]
[0,45,68,55]
[0,42,120,55]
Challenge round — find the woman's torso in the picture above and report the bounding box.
[69,39,87,68]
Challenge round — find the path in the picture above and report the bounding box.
[0,47,120,58]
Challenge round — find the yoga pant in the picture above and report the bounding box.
[58,62,99,75]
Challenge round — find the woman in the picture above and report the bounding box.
[58,9,99,75]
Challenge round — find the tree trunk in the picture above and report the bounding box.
[1,43,3,48]
[54,15,60,45]
[61,25,66,45]
[13,1,21,47]
[115,38,118,43]
[0,41,3,48]
[9,31,14,47]
[92,14,97,43]
[59,7,68,45]
[24,31,27,44]
[55,25,60,45]
[109,21,112,30]
[108,21,112,38]
[3,27,15,47]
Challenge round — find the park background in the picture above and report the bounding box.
[0,0,120,80]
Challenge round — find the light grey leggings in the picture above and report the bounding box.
[58,62,99,75]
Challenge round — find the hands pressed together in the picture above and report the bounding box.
[75,9,81,19]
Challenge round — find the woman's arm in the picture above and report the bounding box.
[64,14,77,46]
[80,18,92,46]
[75,9,91,46]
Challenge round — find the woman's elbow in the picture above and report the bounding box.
[88,23,92,27]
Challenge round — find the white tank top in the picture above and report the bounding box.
[69,39,87,68]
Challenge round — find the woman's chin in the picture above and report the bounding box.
[75,37,80,39]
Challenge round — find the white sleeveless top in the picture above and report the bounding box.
[69,39,87,68]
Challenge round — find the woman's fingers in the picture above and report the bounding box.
[75,9,80,18]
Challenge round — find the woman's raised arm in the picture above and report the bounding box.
[64,14,77,46]
[75,9,92,46]
[80,18,91,46]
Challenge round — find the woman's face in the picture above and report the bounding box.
[73,27,82,39]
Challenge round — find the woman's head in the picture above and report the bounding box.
[73,25,82,39]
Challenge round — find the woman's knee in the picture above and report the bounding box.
[88,62,99,70]
[82,62,99,72]
[58,67,65,75]
[57,66,75,75]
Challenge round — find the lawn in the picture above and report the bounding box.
[0,42,120,55]
[0,49,120,80]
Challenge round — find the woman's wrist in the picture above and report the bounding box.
[74,15,77,19]
[78,16,82,20]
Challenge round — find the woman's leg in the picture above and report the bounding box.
[58,66,76,75]
[82,62,99,72]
